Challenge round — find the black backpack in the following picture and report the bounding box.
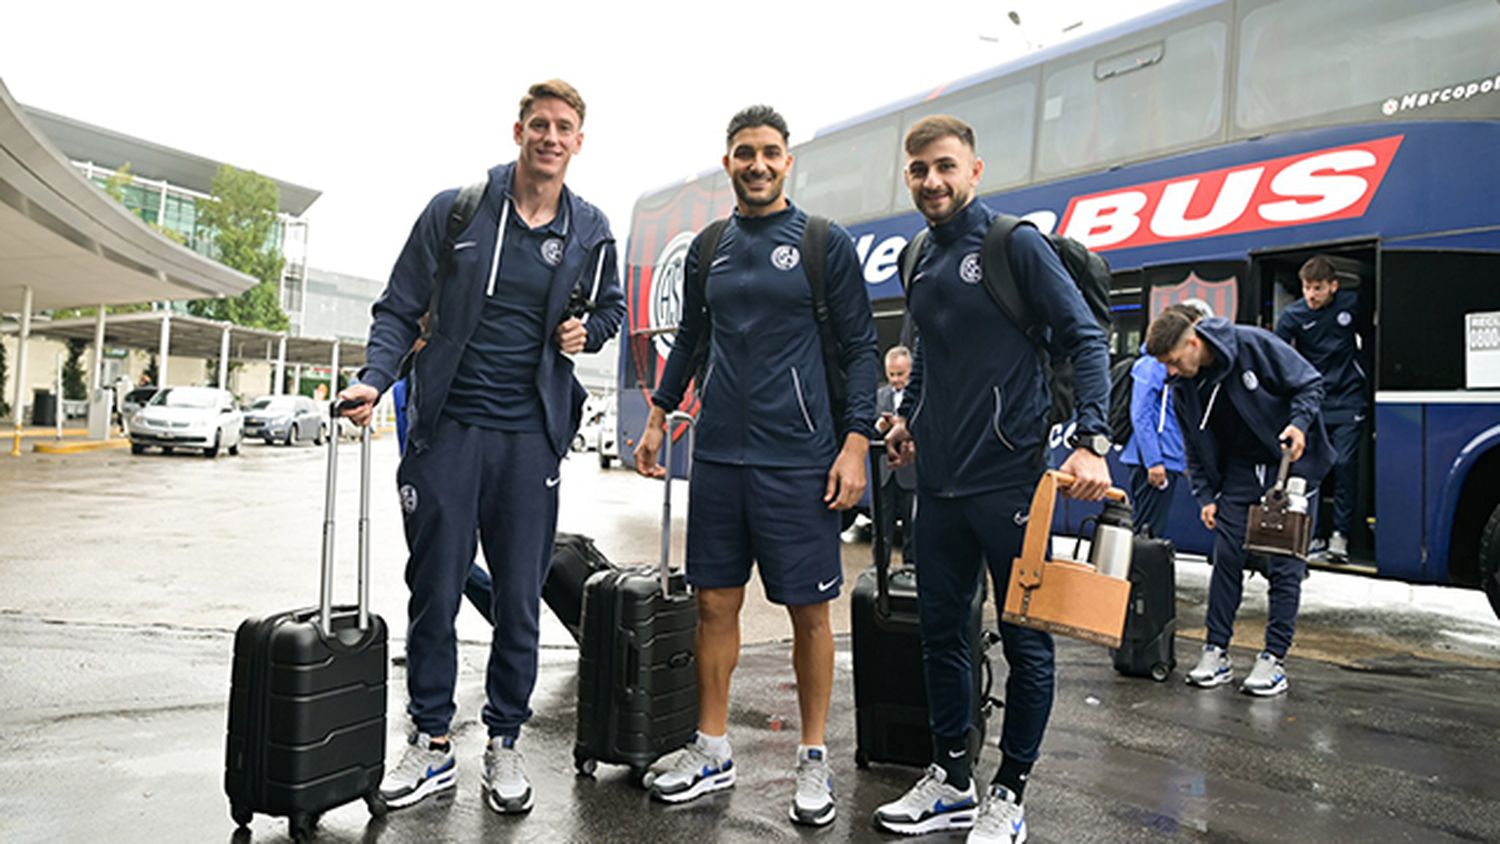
[684,215,847,431]
[1107,353,1138,445]
[899,213,1112,425]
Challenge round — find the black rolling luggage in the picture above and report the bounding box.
[225,407,387,840]
[544,533,615,642]
[853,441,995,769]
[572,411,698,782]
[1110,534,1177,681]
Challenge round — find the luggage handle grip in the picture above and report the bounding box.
[659,411,695,598]
[1050,471,1128,503]
[320,399,374,636]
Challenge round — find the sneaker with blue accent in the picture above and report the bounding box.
[789,747,835,826]
[379,731,456,809]
[873,764,978,835]
[967,784,1027,843]
[482,736,533,814]
[1186,644,1233,688]
[1241,651,1289,697]
[648,739,736,804]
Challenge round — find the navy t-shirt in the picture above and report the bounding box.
[443,197,567,431]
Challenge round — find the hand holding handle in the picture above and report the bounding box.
[1050,470,1128,503]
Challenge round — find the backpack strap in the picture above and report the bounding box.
[685,218,729,385]
[423,178,487,341]
[897,228,928,298]
[800,215,846,416]
[980,213,1045,346]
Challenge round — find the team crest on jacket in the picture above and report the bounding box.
[1242,370,1260,391]
[1337,310,1353,327]
[959,252,982,284]
[399,484,419,514]
[540,238,564,267]
[771,244,800,271]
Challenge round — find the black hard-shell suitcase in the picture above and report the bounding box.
[225,404,387,840]
[853,441,995,769]
[573,411,698,781]
[1110,534,1177,681]
[544,532,615,642]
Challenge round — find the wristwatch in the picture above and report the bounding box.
[1068,430,1111,457]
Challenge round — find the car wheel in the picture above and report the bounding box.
[130,443,146,455]
[162,446,174,455]
[315,424,327,446]
[599,453,612,469]
[572,434,586,452]
[228,435,240,456]
[204,432,221,459]
[1480,503,1500,621]
[285,425,298,447]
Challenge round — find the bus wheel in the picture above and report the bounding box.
[1480,504,1500,620]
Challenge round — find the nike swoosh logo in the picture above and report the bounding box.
[453,241,477,250]
[817,578,839,592]
[947,748,966,758]
[710,256,730,268]
[933,797,974,813]
[1302,321,1316,330]
[545,476,561,488]
[1013,510,1029,526]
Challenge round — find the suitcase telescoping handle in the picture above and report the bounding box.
[659,411,696,598]
[321,398,374,636]
[868,438,893,617]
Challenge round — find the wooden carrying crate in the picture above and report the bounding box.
[1001,471,1132,648]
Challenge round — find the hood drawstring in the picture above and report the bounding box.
[1158,382,1171,433]
[1199,382,1221,431]
[485,198,512,297]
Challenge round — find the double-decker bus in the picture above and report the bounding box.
[617,0,1500,618]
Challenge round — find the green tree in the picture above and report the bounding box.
[0,341,10,419]
[100,163,187,245]
[62,339,88,400]
[188,165,288,331]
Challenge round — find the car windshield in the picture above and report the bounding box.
[250,397,296,412]
[151,388,219,409]
[126,389,157,403]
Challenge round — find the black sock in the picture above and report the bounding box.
[994,757,1032,801]
[428,737,450,751]
[932,734,972,792]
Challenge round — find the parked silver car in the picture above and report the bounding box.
[128,386,244,458]
[243,395,327,446]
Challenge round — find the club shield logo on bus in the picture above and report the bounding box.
[1059,136,1404,252]
[1150,273,1237,323]
[648,231,696,360]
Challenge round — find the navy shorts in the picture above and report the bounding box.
[686,460,843,605]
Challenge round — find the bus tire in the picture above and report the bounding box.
[1480,504,1500,621]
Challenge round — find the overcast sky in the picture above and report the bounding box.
[5,0,1174,282]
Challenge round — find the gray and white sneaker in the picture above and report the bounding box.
[873,764,979,835]
[968,784,1027,843]
[1327,531,1349,563]
[648,740,735,804]
[789,747,835,826]
[1241,651,1289,697]
[482,736,533,814]
[1186,644,1233,688]
[379,731,456,809]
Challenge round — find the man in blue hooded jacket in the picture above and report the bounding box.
[338,79,625,815]
[1146,309,1330,698]
[1120,342,1187,540]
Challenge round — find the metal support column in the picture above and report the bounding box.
[329,340,340,395]
[218,326,231,388]
[9,286,33,456]
[91,306,106,391]
[157,312,171,386]
[274,336,287,395]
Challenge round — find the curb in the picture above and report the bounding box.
[32,439,131,455]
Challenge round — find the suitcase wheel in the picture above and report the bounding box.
[365,790,389,818]
[230,802,252,829]
[288,812,319,842]
[1150,663,1172,683]
[855,749,870,770]
[573,748,597,778]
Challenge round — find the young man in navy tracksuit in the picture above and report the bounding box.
[876,116,1114,844]
[634,105,878,827]
[1120,332,1190,539]
[1146,309,1331,697]
[338,80,625,815]
[1275,256,1366,562]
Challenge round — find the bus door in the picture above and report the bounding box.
[1376,249,1500,593]
[1248,242,1377,570]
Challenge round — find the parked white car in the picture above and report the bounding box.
[596,406,618,468]
[128,386,244,458]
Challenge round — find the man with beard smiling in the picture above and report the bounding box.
[635,104,878,827]
[875,115,1112,844]
[339,79,624,817]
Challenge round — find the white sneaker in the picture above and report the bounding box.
[873,764,979,835]
[1241,651,1289,697]
[1186,644,1233,688]
[789,747,835,827]
[1328,532,1349,562]
[482,736,533,814]
[648,739,736,804]
[378,731,456,809]
[968,784,1027,843]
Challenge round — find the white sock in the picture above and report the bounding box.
[696,731,731,758]
[798,744,827,763]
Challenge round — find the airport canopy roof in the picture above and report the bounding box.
[16,311,365,369]
[0,77,259,314]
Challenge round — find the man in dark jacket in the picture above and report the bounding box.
[875,345,918,566]
[875,115,1113,844]
[1275,255,1366,562]
[338,79,625,815]
[1146,309,1330,698]
[634,105,878,827]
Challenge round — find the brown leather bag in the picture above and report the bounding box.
[1001,471,1133,648]
[1244,448,1312,561]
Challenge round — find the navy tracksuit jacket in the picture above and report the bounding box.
[1172,317,1329,658]
[898,200,1110,771]
[359,162,625,738]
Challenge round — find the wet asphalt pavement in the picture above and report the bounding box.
[2,441,1499,843]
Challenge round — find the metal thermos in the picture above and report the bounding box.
[1089,500,1135,580]
[1285,477,1309,514]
